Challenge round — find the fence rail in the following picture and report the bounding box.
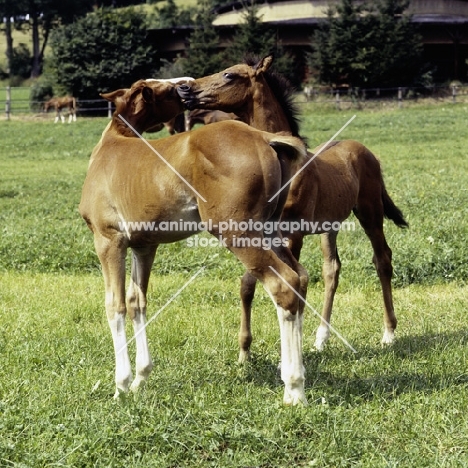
[301,84,468,109]
[2,84,468,119]
[1,87,113,119]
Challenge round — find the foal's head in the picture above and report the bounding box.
[43,98,56,113]
[177,55,301,137]
[101,79,187,135]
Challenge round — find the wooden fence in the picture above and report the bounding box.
[301,84,468,109]
[2,84,468,120]
[1,87,113,120]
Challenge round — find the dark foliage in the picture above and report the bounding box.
[49,7,158,102]
[182,1,226,77]
[310,0,425,88]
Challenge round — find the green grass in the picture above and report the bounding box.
[1,104,468,466]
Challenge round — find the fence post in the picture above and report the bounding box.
[398,87,402,109]
[5,86,11,120]
[452,85,457,103]
[335,90,340,110]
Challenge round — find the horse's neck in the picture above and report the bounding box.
[88,121,113,167]
[88,120,133,166]
[249,91,292,134]
[109,117,139,138]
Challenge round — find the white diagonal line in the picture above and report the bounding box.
[268,114,356,202]
[56,442,85,464]
[117,267,205,354]
[268,265,357,353]
[118,114,207,203]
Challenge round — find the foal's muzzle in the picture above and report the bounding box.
[176,85,198,109]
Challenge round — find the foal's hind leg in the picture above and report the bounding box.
[239,272,256,363]
[239,234,309,364]
[356,211,397,345]
[314,231,341,351]
[368,228,397,345]
[126,246,157,392]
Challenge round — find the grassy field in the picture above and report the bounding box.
[1,103,468,466]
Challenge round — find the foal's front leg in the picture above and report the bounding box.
[127,246,157,392]
[94,234,132,398]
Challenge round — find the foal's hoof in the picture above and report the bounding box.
[381,330,395,346]
[129,377,147,393]
[238,349,251,364]
[314,339,326,352]
[314,326,330,352]
[113,388,128,400]
[283,389,308,406]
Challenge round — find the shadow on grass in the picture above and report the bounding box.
[240,328,468,405]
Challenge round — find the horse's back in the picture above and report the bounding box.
[286,140,377,223]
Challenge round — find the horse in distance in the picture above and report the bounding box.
[43,96,77,123]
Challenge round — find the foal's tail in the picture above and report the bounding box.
[382,185,409,228]
[264,132,307,218]
[268,133,307,163]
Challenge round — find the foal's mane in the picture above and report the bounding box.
[244,56,303,139]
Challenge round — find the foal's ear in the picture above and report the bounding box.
[141,85,154,103]
[100,89,127,103]
[254,55,274,74]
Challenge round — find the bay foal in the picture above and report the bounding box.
[178,56,408,355]
[79,79,309,405]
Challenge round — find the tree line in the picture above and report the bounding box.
[0,0,428,104]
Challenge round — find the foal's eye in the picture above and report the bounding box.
[223,73,236,81]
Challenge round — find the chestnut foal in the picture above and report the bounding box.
[43,96,77,123]
[79,79,309,405]
[178,56,408,356]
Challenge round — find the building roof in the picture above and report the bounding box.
[212,0,468,26]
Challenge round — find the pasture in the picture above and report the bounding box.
[1,103,468,466]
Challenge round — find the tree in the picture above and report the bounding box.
[150,0,194,28]
[11,44,32,79]
[310,0,424,88]
[29,0,95,78]
[182,1,225,77]
[223,3,278,64]
[221,3,299,86]
[48,7,159,101]
[366,0,424,87]
[155,0,179,27]
[0,0,29,78]
[0,0,95,80]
